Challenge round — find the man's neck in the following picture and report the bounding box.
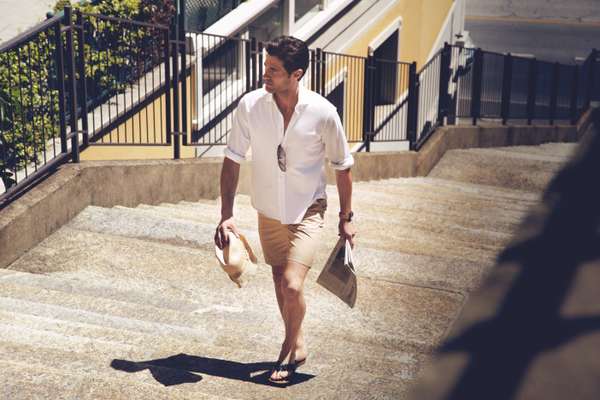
[274,85,299,114]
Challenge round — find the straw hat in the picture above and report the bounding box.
[214,232,258,288]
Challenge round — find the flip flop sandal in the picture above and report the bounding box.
[268,363,295,385]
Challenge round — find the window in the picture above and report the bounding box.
[373,31,399,105]
[295,0,321,23]
[248,2,283,43]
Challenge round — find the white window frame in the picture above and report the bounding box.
[368,17,402,59]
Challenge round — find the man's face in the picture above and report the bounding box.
[263,55,302,94]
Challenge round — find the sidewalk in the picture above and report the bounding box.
[0,0,55,44]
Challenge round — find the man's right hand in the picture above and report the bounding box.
[215,217,240,249]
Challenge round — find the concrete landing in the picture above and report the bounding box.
[2,140,579,399]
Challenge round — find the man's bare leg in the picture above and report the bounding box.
[270,261,309,380]
[271,266,307,360]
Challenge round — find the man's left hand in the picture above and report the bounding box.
[338,220,357,248]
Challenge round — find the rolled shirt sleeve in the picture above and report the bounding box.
[323,109,354,170]
[224,97,251,164]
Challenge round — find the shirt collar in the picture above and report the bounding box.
[266,86,310,109]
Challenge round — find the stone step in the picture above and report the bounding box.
[135,203,257,230]
[429,148,564,192]
[0,337,410,400]
[66,205,262,251]
[6,227,463,351]
[140,202,500,266]
[0,305,424,380]
[0,358,233,400]
[195,181,536,216]
[143,193,512,256]
[349,181,537,217]
[167,180,528,244]
[487,142,577,159]
[0,268,202,312]
[471,146,574,163]
[353,192,512,234]
[356,176,539,205]
[0,297,425,380]
[66,198,503,272]
[352,181,530,224]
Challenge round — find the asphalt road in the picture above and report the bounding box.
[465,17,600,64]
[465,0,600,23]
[0,0,55,43]
[464,0,600,64]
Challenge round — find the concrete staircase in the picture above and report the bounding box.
[1,142,577,399]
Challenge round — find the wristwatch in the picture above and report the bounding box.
[339,211,354,222]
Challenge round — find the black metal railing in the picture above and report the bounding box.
[79,12,173,146]
[452,46,599,127]
[3,0,600,208]
[1,4,189,206]
[0,12,77,205]
[322,51,368,143]
[367,58,411,145]
[188,32,253,146]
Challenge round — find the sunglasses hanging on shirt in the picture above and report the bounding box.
[277,144,286,172]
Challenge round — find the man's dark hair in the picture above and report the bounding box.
[266,36,309,79]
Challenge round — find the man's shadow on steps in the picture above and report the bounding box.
[111,353,315,387]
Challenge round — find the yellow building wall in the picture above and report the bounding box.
[342,0,454,67]
[327,0,453,141]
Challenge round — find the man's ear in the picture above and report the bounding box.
[293,69,304,81]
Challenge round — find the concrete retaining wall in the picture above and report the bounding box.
[0,117,593,269]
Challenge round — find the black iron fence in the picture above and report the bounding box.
[453,47,599,127]
[2,0,600,208]
[80,12,173,146]
[0,12,77,204]
[0,5,188,206]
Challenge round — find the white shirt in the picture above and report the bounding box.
[224,86,354,224]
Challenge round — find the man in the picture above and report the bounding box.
[214,36,356,384]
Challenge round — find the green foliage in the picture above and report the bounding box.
[0,29,61,189]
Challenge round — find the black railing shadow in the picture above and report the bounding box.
[436,111,600,399]
[111,353,315,387]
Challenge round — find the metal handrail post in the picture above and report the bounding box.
[320,49,326,96]
[588,49,598,105]
[178,0,188,146]
[75,10,89,147]
[470,48,483,126]
[437,42,451,125]
[570,65,579,125]
[407,61,419,150]
[164,29,172,145]
[54,19,68,154]
[549,62,559,125]
[64,6,79,162]
[362,55,375,152]
[315,48,323,95]
[527,58,538,125]
[171,11,180,159]
[501,53,513,125]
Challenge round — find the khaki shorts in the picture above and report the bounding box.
[258,199,327,268]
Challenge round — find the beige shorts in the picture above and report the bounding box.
[258,199,327,268]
